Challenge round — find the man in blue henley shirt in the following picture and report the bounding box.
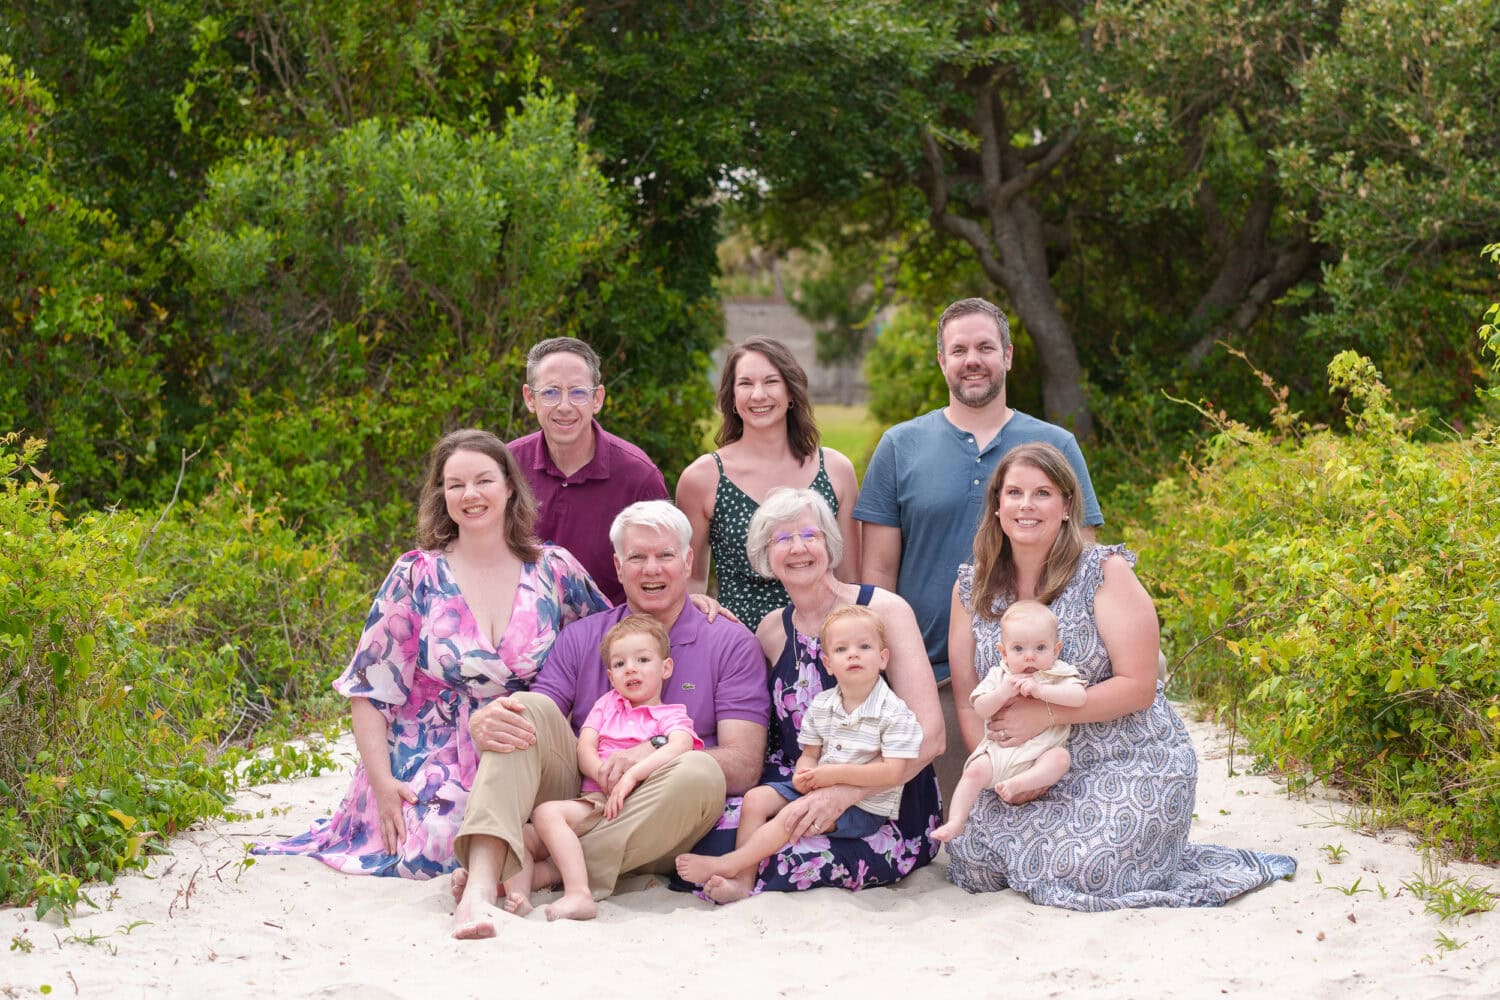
[854,298,1102,683]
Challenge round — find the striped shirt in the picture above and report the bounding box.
[798,678,923,818]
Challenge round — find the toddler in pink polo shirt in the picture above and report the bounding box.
[509,615,703,921]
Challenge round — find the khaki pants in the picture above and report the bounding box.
[454,692,724,895]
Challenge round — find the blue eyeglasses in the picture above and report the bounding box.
[771,527,822,547]
[530,385,597,407]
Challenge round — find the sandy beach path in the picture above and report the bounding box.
[4,712,1496,998]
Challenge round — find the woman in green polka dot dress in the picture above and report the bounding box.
[677,337,861,629]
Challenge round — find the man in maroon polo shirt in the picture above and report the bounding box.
[508,337,669,604]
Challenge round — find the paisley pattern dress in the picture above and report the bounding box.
[707,448,839,627]
[693,585,941,893]
[945,545,1297,908]
[254,545,608,878]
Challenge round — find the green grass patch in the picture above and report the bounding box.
[814,403,882,479]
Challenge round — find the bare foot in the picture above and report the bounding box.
[997,774,1056,800]
[702,874,753,905]
[930,819,965,843]
[544,892,598,922]
[674,852,728,886]
[501,889,532,917]
[452,894,498,940]
[449,867,469,904]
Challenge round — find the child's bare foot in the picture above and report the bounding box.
[930,819,965,843]
[501,889,532,916]
[449,868,468,904]
[674,852,727,886]
[544,892,598,922]
[995,776,1056,801]
[452,892,499,940]
[702,874,754,904]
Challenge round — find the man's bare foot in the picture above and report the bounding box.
[930,819,965,843]
[674,852,729,886]
[502,889,533,916]
[452,894,498,940]
[544,892,598,922]
[702,874,753,905]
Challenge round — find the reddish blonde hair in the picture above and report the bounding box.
[818,604,888,652]
[599,614,672,663]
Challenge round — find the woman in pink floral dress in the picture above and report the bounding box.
[256,429,608,878]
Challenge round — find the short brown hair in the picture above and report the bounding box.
[715,337,819,462]
[416,428,541,561]
[526,336,601,385]
[600,614,672,664]
[937,298,1011,353]
[818,604,888,652]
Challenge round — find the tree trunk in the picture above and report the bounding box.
[916,80,1095,439]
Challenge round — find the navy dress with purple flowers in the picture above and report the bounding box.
[753,585,941,891]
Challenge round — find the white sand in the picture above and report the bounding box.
[4,712,1497,998]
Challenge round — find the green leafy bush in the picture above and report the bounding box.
[862,306,947,430]
[0,435,365,916]
[1130,353,1500,859]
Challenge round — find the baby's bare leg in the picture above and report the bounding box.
[997,747,1071,801]
[533,799,602,922]
[932,753,995,843]
[500,823,544,916]
[676,785,790,903]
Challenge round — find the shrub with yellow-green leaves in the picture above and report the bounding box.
[0,434,364,916]
[1132,353,1500,859]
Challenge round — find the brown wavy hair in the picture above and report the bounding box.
[714,337,819,462]
[970,443,1086,619]
[416,428,541,561]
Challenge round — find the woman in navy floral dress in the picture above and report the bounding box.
[682,487,941,899]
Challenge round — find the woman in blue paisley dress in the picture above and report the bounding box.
[945,443,1295,908]
[680,487,942,899]
[255,429,608,878]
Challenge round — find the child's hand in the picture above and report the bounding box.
[604,771,640,819]
[1017,677,1041,698]
[799,767,832,791]
[1004,674,1028,696]
[792,766,817,794]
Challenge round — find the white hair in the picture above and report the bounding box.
[745,488,844,579]
[610,500,693,554]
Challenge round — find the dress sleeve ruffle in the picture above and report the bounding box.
[956,562,976,612]
[1078,543,1136,604]
[333,550,431,720]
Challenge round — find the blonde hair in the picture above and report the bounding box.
[599,614,672,663]
[971,443,1086,619]
[1000,600,1059,642]
[818,604,887,651]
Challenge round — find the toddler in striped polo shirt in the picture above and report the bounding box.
[675,604,922,898]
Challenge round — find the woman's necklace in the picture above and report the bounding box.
[789,582,849,637]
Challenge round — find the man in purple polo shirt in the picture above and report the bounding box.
[508,337,669,604]
[450,501,768,938]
